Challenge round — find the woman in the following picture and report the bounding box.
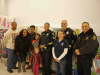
[15,29,33,73]
[39,22,55,75]
[52,29,69,75]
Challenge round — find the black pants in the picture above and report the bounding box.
[65,52,72,75]
[42,50,52,75]
[77,56,92,75]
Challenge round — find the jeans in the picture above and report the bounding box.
[7,48,17,70]
[18,55,26,62]
[54,59,67,75]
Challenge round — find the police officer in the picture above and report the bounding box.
[57,20,77,75]
[73,22,99,75]
[39,22,55,75]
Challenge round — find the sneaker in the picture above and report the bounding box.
[12,67,18,69]
[7,70,13,73]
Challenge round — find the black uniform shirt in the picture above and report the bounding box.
[53,39,69,60]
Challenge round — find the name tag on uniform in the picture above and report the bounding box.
[61,42,64,46]
[66,31,69,34]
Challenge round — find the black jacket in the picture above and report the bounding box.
[73,28,99,58]
[57,28,77,53]
[15,35,33,57]
[39,30,55,52]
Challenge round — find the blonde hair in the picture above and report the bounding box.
[34,47,39,51]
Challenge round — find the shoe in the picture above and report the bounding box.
[18,62,21,73]
[22,62,26,72]
[7,70,13,73]
[25,66,31,69]
[12,67,18,69]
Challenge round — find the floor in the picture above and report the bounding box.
[0,58,55,75]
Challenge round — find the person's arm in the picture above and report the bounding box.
[79,35,99,55]
[29,39,34,51]
[71,30,77,43]
[15,36,20,54]
[58,40,69,60]
[73,37,79,51]
[58,48,68,60]
[39,54,42,65]
[52,47,56,59]
[56,31,58,39]
[29,53,33,63]
[44,32,55,47]
[4,31,10,45]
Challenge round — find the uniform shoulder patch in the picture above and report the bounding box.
[73,32,76,35]
[52,33,54,35]
[93,36,96,40]
[86,37,88,40]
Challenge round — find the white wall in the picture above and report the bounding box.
[5,0,100,35]
[0,0,5,15]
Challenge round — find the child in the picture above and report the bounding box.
[32,33,40,53]
[29,47,42,75]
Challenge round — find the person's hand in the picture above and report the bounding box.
[40,64,42,67]
[55,58,60,63]
[75,49,81,55]
[17,53,19,55]
[29,63,31,66]
[40,45,45,48]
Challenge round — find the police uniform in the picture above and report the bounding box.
[73,28,99,75]
[39,29,55,75]
[57,28,77,75]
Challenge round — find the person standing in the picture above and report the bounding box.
[57,20,77,75]
[73,22,99,75]
[52,29,69,75]
[26,25,36,69]
[29,47,42,75]
[15,29,33,73]
[39,22,55,75]
[4,22,19,73]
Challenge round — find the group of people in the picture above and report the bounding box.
[4,20,99,75]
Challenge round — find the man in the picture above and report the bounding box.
[57,20,77,75]
[39,22,55,75]
[73,22,99,75]
[4,22,19,73]
[26,25,36,69]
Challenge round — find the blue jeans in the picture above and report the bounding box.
[18,55,26,62]
[54,59,67,75]
[7,48,17,70]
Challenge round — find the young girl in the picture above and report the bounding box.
[29,47,42,75]
[52,29,69,75]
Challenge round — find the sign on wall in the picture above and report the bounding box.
[0,15,14,29]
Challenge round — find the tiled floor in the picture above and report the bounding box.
[0,58,55,75]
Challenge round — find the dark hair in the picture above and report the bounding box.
[82,22,89,26]
[19,29,29,36]
[44,22,50,27]
[35,33,40,37]
[11,22,17,25]
[30,25,35,28]
[58,29,65,35]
